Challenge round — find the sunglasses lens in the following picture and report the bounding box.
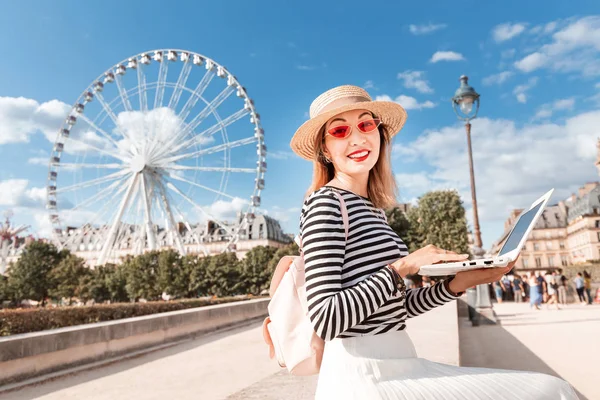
[357,119,381,133]
[327,125,350,138]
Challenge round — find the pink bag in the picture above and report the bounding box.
[262,190,349,375]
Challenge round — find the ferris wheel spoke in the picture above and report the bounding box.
[168,61,193,111]
[140,173,157,251]
[56,162,124,170]
[165,181,233,237]
[137,64,149,113]
[154,60,169,109]
[66,135,128,162]
[158,135,257,166]
[177,70,215,123]
[94,92,132,142]
[56,169,131,194]
[167,173,241,201]
[70,176,129,212]
[164,165,257,173]
[115,74,133,112]
[184,86,235,135]
[76,112,126,151]
[154,178,186,255]
[160,108,250,160]
[98,174,139,265]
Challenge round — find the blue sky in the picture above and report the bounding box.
[1,1,600,250]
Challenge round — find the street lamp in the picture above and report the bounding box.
[451,75,496,325]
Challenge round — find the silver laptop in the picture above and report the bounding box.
[418,188,554,276]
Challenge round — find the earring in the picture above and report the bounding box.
[323,155,331,163]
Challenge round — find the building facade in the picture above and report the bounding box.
[491,140,600,271]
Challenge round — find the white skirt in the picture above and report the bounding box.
[315,329,578,400]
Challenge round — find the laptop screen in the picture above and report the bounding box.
[498,202,544,256]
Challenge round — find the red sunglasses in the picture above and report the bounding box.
[326,118,382,139]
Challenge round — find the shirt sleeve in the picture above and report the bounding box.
[404,279,462,319]
[300,192,398,341]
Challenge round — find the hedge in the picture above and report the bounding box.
[0,296,260,336]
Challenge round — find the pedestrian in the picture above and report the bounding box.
[574,272,586,304]
[583,271,593,305]
[556,269,568,305]
[543,271,552,303]
[291,84,577,399]
[537,272,547,303]
[422,275,432,288]
[501,274,513,302]
[493,280,504,303]
[546,274,560,310]
[512,274,524,303]
[528,272,542,310]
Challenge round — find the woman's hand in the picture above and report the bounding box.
[449,260,518,294]
[390,244,469,278]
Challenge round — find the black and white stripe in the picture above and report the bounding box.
[300,186,461,341]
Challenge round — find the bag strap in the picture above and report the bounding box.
[294,189,349,248]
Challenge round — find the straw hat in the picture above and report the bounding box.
[290,85,408,160]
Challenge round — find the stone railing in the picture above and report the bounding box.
[0,298,269,386]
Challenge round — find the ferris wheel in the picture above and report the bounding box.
[46,49,266,266]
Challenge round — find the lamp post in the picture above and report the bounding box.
[451,75,496,325]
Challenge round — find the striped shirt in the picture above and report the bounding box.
[299,186,461,341]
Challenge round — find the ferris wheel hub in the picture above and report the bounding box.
[131,154,146,173]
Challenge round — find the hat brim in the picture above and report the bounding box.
[290,101,407,160]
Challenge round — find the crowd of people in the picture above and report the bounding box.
[490,270,595,310]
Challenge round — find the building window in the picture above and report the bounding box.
[559,241,565,249]
[596,220,600,228]
[546,241,552,249]
[249,232,253,240]
[523,258,529,268]
[533,242,540,251]
[259,223,264,239]
[597,232,600,242]
[535,257,542,268]
[548,256,555,267]
[561,255,569,266]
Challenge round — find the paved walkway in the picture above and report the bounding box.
[1,302,597,400]
[460,302,599,400]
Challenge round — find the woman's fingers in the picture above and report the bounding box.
[439,253,469,261]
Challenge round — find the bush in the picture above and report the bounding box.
[0,296,255,336]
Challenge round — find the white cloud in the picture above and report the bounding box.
[376,95,436,111]
[392,111,600,247]
[207,197,249,221]
[534,98,575,120]
[512,77,538,103]
[264,206,301,223]
[492,22,527,42]
[429,51,465,63]
[482,71,514,86]
[514,52,548,72]
[27,157,49,166]
[364,80,375,89]
[501,49,517,59]
[409,23,447,35]
[0,179,46,209]
[296,65,316,71]
[0,96,70,145]
[397,71,433,94]
[268,150,297,160]
[514,16,600,76]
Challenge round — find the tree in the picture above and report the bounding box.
[385,207,412,249]
[205,252,242,297]
[8,241,66,306]
[239,246,278,295]
[187,254,210,297]
[405,190,470,255]
[123,251,161,301]
[157,249,188,299]
[0,273,13,305]
[49,254,90,305]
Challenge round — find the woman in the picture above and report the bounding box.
[291,85,577,399]
[583,271,593,305]
[546,275,560,310]
[528,272,541,310]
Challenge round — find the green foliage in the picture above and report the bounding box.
[187,254,210,297]
[406,190,470,254]
[78,264,128,304]
[385,207,412,248]
[7,241,67,306]
[157,249,188,299]
[49,254,90,305]
[0,274,13,305]
[239,246,278,295]
[0,297,250,336]
[122,251,161,301]
[205,252,243,297]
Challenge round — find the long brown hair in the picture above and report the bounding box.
[305,122,398,209]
